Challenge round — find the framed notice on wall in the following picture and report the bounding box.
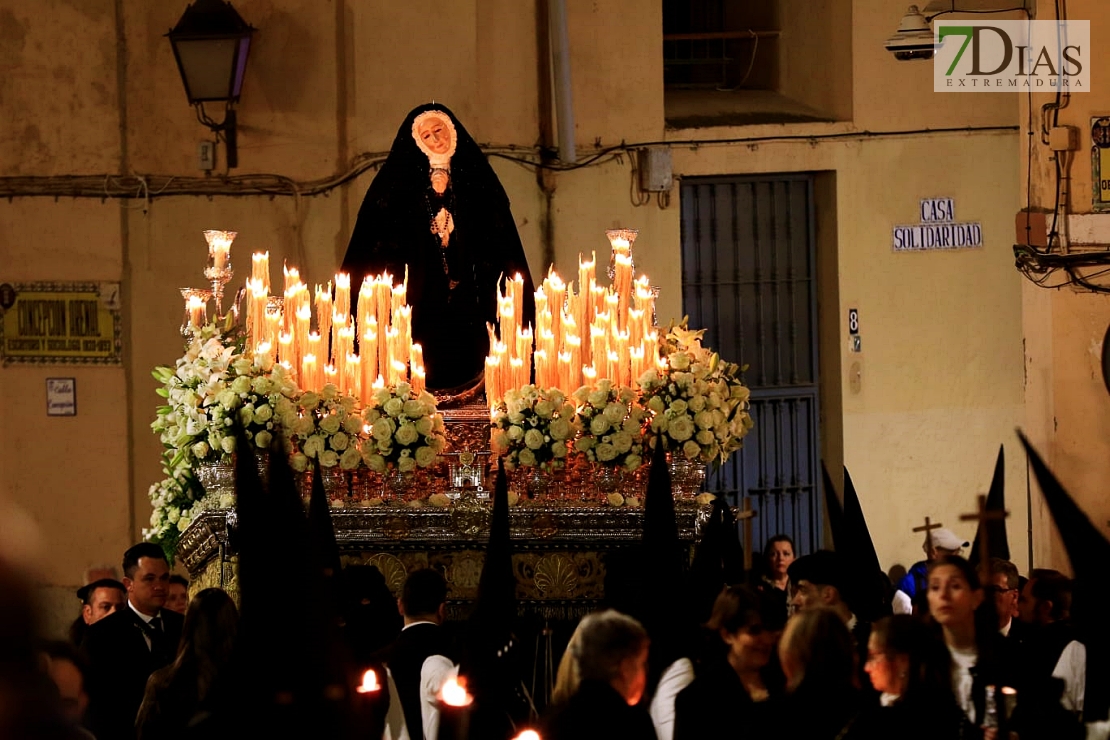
[0,282,122,366]
[1091,117,1110,212]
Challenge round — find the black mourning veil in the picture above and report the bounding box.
[341,103,536,392]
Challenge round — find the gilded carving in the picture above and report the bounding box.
[532,554,578,598]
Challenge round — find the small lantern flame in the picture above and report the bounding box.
[438,675,473,707]
[356,668,380,694]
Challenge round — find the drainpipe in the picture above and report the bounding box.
[548,0,577,165]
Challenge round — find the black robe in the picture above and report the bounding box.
[341,103,535,391]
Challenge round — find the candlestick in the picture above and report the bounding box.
[203,231,236,316]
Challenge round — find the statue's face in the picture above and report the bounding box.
[415,113,454,156]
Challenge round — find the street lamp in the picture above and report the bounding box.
[167,0,255,169]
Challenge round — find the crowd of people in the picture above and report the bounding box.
[3,524,1096,740]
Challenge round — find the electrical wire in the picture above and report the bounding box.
[0,125,1020,201]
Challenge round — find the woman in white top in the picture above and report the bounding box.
[926,555,1012,740]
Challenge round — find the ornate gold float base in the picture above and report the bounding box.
[180,503,710,619]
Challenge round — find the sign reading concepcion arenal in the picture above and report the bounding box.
[0,282,122,366]
[892,198,983,252]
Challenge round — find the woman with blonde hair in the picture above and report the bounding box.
[778,608,863,739]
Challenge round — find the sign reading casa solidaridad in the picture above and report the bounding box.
[0,282,122,365]
[892,198,983,252]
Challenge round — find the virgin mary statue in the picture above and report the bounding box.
[341,103,536,393]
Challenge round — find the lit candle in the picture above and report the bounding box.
[278,332,293,367]
[255,341,274,372]
[605,293,620,336]
[578,251,596,303]
[557,351,573,395]
[301,354,317,393]
[357,276,375,339]
[607,350,621,385]
[356,669,380,694]
[315,283,333,354]
[581,365,597,390]
[306,332,322,383]
[565,334,582,391]
[485,355,501,407]
[411,343,424,374]
[251,251,271,292]
[628,308,644,345]
[510,356,525,392]
[295,305,312,371]
[324,364,338,390]
[499,296,515,349]
[391,280,407,318]
[509,272,524,325]
[186,294,207,329]
[391,359,408,385]
[334,273,351,325]
[532,349,548,392]
[412,364,426,395]
[437,675,473,740]
[614,252,633,330]
[629,346,645,389]
[208,233,232,270]
[346,353,361,399]
[591,321,608,370]
[362,326,378,403]
[331,311,348,369]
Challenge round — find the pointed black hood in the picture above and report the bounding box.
[822,462,888,621]
[308,462,343,581]
[1018,431,1110,722]
[688,496,745,624]
[968,445,1009,566]
[458,467,532,738]
[219,427,358,737]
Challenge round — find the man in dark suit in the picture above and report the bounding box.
[82,542,184,740]
[378,568,455,740]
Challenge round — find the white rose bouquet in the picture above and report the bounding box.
[571,380,648,471]
[638,319,754,466]
[283,383,366,472]
[359,382,446,474]
[490,385,577,470]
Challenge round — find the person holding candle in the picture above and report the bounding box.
[377,568,456,740]
[342,103,536,392]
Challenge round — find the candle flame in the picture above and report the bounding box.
[335,272,350,289]
[439,676,473,707]
[356,668,380,693]
[513,731,541,740]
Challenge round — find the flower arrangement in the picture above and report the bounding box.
[637,320,754,466]
[284,383,366,473]
[490,385,577,469]
[359,381,447,474]
[149,324,300,560]
[572,380,649,471]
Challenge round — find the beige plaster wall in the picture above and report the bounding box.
[0,0,1044,631]
[1019,0,1110,574]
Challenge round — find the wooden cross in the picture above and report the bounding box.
[912,516,944,546]
[959,494,1010,569]
[735,499,758,572]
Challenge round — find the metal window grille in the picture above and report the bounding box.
[680,174,823,555]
